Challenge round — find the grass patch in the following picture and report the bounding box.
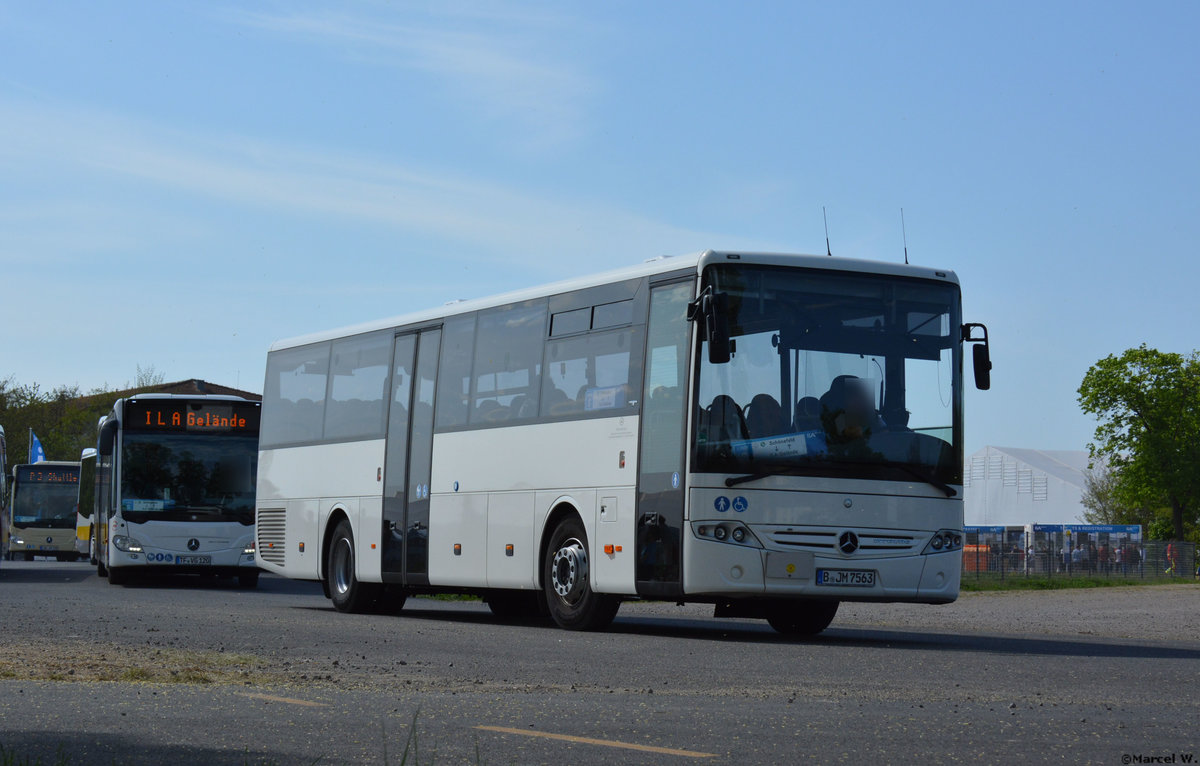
[0,743,71,766]
[961,576,1194,592]
[119,667,154,682]
[0,641,276,687]
[415,593,481,602]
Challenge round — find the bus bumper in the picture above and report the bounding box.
[682,536,961,604]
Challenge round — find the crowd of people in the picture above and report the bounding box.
[1049,541,1144,576]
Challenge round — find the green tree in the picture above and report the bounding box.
[1077,345,1200,541]
[1080,464,1131,524]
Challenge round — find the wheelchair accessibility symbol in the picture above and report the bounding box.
[732,496,748,513]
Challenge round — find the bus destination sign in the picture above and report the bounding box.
[16,467,80,484]
[126,400,261,434]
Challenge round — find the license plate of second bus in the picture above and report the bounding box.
[175,555,211,566]
[816,568,876,587]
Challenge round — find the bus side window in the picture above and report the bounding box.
[435,314,476,430]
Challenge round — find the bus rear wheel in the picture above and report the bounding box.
[543,516,619,631]
[326,520,380,613]
[766,600,839,637]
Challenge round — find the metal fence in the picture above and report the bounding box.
[961,538,1197,581]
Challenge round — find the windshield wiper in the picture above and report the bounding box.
[725,472,769,488]
[174,504,230,515]
[724,462,833,487]
[877,462,956,497]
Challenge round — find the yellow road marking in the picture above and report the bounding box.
[474,725,716,758]
[238,692,327,708]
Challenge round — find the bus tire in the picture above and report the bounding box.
[107,566,130,586]
[237,570,260,589]
[97,558,108,577]
[326,520,379,613]
[24,552,34,562]
[543,516,619,631]
[766,599,839,637]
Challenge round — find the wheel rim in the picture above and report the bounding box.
[331,537,354,596]
[550,537,589,604]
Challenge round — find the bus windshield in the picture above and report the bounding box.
[120,433,257,525]
[694,264,962,487]
[12,468,79,528]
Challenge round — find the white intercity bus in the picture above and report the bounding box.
[94,394,262,587]
[255,250,991,634]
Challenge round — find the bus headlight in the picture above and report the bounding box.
[243,541,256,556]
[692,521,762,549]
[11,536,25,546]
[922,530,963,555]
[112,535,144,553]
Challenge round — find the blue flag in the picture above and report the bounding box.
[29,429,46,463]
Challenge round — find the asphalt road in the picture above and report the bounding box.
[1,560,1197,765]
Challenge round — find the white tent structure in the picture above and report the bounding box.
[964,446,1094,526]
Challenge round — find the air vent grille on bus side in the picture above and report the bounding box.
[256,507,287,566]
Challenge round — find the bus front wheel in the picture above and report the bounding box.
[326,520,379,613]
[107,566,130,586]
[766,599,839,637]
[543,516,619,631]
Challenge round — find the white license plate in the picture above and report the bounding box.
[175,555,212,566]
[816,568,876,587]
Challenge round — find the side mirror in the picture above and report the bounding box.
[98,418,118,455]
[972,343,991,391]
[688,287,733,365]
[962,323,991,391]
[707,292,731,365]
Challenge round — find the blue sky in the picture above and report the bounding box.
[2,1,1198,456]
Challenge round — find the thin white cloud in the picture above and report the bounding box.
[0,99,774,274]
[220,4,595,150]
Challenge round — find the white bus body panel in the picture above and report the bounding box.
[256,439,385,581]
[428,417,638,593]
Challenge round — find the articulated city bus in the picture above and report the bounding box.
[94,394,262,587]
[8,461,82,561]
[255,250,990,634]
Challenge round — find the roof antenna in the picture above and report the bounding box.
[901,208,909,265]
[823,206,832,256]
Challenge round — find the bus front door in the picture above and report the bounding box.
[382,329,441,587]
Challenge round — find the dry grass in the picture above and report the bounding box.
[0,640,277,686]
